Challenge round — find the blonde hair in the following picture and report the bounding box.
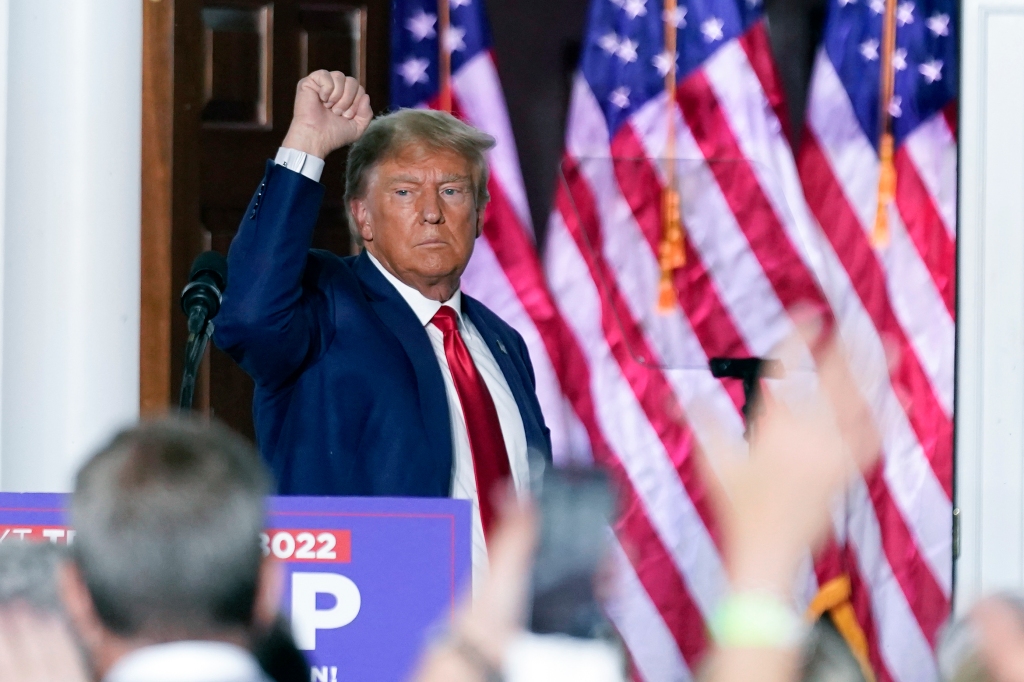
[344,109,495,240]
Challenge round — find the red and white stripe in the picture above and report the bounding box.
[450,59,735,671]
[444,51,581,462]
[798,47,956,681]
[541,21,955,680]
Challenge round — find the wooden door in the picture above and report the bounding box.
[142,0,390,441]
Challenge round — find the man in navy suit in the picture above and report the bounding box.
[214,70,551,574]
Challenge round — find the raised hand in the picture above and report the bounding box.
[412,495,537,682]
[699,318,887,682]
[702,315,884,595]
[281,70,373,160]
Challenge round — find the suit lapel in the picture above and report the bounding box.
[354,252,453,476]
[462,296,549,460]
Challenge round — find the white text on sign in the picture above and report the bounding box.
[291,572,362,650]
[0,526,74,544]
[259,529,351,563]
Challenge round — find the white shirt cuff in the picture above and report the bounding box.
[274,147,325,183]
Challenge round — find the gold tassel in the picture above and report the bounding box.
[657,1,685,314]
[658,271,677,312]
[807,576,877,682]
[662,186,685,270]
[872,132,895,248]
[657,187,685,313]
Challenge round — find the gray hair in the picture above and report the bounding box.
[344,108,496,240]
[935,593,1024,682]
[69,417,272,638]
[0,541,67,614]
[799,616,867,682]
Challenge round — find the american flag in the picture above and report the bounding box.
[797,0,957,678]
[543,0,956,681]
[391,0,956,677]
[391,0,584,463]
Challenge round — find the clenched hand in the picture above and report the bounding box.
[281,70,373,160]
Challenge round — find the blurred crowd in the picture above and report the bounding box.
[0,318,1019,682]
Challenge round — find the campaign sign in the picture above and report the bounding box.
[0,493,471,682]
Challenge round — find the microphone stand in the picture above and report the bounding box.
[709,357,784,440]
[179,308,215,411]
[177,250,228,412]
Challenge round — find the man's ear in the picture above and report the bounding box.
[252,556,284,631]
[350,198,374,243]
[58,561,106,650]
[474,202,487,239]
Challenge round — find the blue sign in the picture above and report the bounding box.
[0,493,472,682]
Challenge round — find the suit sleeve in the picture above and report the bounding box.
[213,161,332,390]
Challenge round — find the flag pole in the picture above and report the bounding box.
[872,0,898,248]
[657,0,685,313]
[438,0,452,113]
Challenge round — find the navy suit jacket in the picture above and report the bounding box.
[213,161,552,497]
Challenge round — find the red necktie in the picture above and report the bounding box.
[430,305,512,538]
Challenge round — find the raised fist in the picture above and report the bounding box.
[281,70,372,159]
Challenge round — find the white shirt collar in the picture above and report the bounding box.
[366,250,463,327]
[105,641,266,682]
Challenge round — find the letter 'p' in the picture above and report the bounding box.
[291,572,362,650]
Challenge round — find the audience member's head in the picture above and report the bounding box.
[799,617,866,682]
[0,540,67,613]
[0,542,89,682]
[937,594,1024,682]
[59,417,278,677]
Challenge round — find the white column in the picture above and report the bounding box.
[0,0,8,489]
[956,0,1024,611]
[0,0,141,491]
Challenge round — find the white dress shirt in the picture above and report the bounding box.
[105,641,269,682]
[273,149,531,587]
[366,252,530,588]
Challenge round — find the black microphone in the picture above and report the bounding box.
[709,356,785,439]
[179,251,228,410]
[180,251,228,335]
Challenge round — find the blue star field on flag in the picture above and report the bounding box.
[580,0,763,136]
[391,0,493,109]
[824,0,957,148]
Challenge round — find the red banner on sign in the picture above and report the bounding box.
[261,529,351,563]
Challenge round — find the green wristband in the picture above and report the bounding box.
[710,591,807,648]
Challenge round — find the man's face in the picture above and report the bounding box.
[351,141,483,298]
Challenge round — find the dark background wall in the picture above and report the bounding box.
[486,0,827,240]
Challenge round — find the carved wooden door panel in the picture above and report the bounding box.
[170,0,391,441]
